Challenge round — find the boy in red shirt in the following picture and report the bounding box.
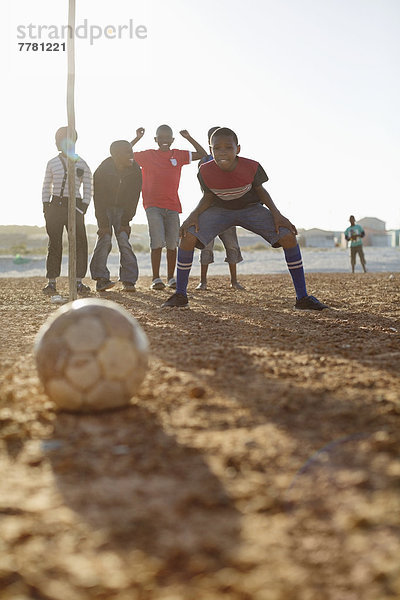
[131,125,206,289]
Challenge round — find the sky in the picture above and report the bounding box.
[3,0,400,231]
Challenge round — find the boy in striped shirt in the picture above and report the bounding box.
[162,127,328,310]
[42,127,92,295]
[196,126,244,291]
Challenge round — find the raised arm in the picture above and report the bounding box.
[179,130,207,161]
[255,185,297,235]
[130,127,145,147]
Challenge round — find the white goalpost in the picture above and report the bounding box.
[67,0,77,300]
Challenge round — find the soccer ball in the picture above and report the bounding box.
[34,298,149,412]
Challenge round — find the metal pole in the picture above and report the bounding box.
[67,0,77,300]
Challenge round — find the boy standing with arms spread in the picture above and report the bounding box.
[162,127,328,311]
[131,125,206,290]
[344,215,367,273]
[42,127,92,296]
[197,126,244,291]
[90,141,142,292]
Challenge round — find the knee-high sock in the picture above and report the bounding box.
[284,244,307,300]
[176,248,194,296]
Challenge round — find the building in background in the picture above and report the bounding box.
[0,221,398,254]
[388,229,400,246]
[358,217,388,247]
[297,228,336,248]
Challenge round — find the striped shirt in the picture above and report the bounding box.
[198,157,268,210]
[42,154,92,205]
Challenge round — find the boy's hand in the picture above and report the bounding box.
[180,213,199,237]
[272,211,297,235]
[179,130,191,139]
[136,127,145,138]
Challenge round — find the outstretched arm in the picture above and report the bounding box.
[180,191,214,237]
[130,127,145,147]
[179,130,207,161]
[255,185,297,235]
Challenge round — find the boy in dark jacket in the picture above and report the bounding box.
[90,140,142,292]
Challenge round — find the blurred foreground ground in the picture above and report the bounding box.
[0,273,399,600]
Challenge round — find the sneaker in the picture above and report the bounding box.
[295,295,329,311]
[96,278,116,292]
[42,282,57,295]
[77,282,91,295]
[196,282,208,290]
[161,292,189,308]
[150,278,166,290]
[230,282,246,290]
[122,282,136,292]
[167,277,177,289]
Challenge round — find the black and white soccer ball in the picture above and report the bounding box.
[34,298,149,411]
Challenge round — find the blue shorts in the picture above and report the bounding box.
[189,204,291,249]
[146,207,180,250]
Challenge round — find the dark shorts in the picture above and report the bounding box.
[189,204,291,249]
[350,245,366,263]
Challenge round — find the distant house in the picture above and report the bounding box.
[235,221,399,250]
[298,228,336,248]
[388,230,400,246]
[358,217,392,247]
[358,217,385,232]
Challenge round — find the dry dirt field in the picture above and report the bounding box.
[0,273,399,600]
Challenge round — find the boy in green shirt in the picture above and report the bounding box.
[344,215,367,273]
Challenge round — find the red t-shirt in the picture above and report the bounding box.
[133,149,192,212]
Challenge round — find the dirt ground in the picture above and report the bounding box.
[0,273,399,600]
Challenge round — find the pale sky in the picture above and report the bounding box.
[3,0,400,231]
